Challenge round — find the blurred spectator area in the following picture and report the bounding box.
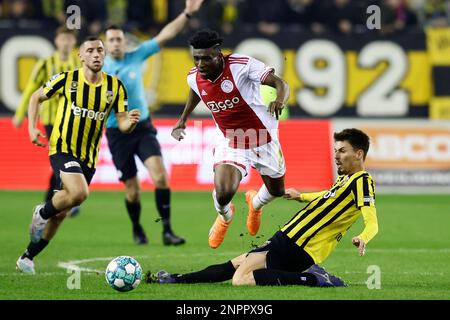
[0,0,442,37]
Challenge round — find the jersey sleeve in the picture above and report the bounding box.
[357,206,379,244]
[42,72,66,98]
[112,80,128,113]
[15,59,47,120]
[247,56,275,84]
[352,175,376,208]
[134,39,161,61]
[300,191,327,203]
[187,71,200,97]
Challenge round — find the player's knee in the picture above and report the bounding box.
[152,173,168,189]
[126,186,141,202]
[215,190,233,206]
[125,178,141,202]
[231,254,247,269]
[232,272,253,286]
[70,188,89,206]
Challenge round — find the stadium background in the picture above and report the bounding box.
[1,0,450,193]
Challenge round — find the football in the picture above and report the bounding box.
[105,256,142,292]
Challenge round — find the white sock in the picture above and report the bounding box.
[252,184,276,210]
[212,190,233,222]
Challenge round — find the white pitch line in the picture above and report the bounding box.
[57,257,114,274]
[56,251,243,274]
[0,272,59,277]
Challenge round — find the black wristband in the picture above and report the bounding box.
[184,11,192,19]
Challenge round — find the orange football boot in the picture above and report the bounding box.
[208,204,234,249]
[245,190,262,236]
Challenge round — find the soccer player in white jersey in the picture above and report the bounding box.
[171,29,290,249]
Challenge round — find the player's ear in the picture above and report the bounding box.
[356,149,364,161]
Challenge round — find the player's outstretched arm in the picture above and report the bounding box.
[154,0,204,47]
[116,109,141,133]
[262,73,290,120]
[283,188,302,201]
[172,88,201,141]
[28,87,49,147]
[283,188,327,202]
[352,206,379,256]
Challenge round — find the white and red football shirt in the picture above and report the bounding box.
[187,54,277,149]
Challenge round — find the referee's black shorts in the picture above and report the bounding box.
[49,153,96,191]
[248,231,315,272]
[106,119,162,182]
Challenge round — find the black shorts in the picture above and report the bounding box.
[248,231,315,272]
[106,119,162,182]
[44,125,53,138]
[49,153,95,191]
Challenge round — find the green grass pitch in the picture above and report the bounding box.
[1,191,449,300]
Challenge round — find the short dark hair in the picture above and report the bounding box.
[188,29,223,49]
[334,128,370,160]
[81,35,104,47]
[105,24,123,32]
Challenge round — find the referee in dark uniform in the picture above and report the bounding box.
[103,0,204,246]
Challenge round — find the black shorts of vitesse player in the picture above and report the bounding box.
[49,153,96,191]
[106,119,162,182]
[248,231,315,272]
[44,125,53,138]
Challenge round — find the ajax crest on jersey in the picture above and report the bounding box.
[221,80,234,93]
[105,256,142,292]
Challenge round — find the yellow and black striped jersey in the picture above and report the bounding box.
[281,171,376,264]
[15,51,80,125]
[43,68,128,169]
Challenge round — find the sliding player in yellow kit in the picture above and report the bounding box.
[150,128,378,287]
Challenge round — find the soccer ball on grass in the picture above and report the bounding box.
[105,256,142,292]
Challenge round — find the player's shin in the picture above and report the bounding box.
[125,199,142,230]
[39,199,60,219]
[176,261,236,283]
[212,189,232,222]
[22,239,49,260]
[155,188,172,234]
[43,211,68,240]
